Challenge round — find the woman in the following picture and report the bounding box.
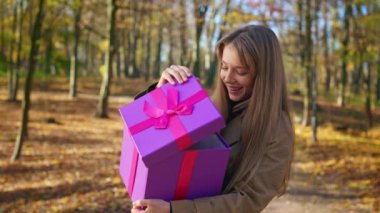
[132,25,294,213]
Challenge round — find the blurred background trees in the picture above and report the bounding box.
[1,0,380,156]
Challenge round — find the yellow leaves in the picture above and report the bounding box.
[99,64,107,77]
[324,159,337,167]
[348,180,371,189]
[99,40,109,51]
[105,176,122,184]
[295,123,380,146]
[46,0,60,8]
[224,9,262,26]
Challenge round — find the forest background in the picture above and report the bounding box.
[0,0,379,212]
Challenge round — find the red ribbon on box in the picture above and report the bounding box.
[127,85,208,199]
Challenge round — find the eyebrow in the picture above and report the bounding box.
[221,60,247,69]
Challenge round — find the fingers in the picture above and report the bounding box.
[178,65,192,77]
[162,70,176,85]
[157,65,193,88]
[132,200,148,212]
[134,199,150,207]
[169,65,188,83]
[131,208,145,213]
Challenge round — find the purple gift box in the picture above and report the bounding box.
[119,76,230,201]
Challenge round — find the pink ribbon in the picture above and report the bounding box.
[143,87,193,129]
[129,87,208,136]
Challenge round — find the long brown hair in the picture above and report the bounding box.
[212,25,294,194]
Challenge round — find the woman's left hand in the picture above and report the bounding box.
[131,199,170,213]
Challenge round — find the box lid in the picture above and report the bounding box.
[119,76,225,167]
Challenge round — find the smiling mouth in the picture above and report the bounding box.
[227,86,242,94]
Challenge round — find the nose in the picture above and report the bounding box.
[223,69,235,83]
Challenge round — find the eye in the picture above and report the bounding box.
[221,66,228,71]
[237,69,248,75]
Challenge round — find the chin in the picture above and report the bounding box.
[228,95,243,102]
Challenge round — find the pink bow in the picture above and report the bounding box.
[143,87,193,129]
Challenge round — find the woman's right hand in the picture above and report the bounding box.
[157,65,192,88]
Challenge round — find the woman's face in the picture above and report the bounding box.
[220,44,254,102]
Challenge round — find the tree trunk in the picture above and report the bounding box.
[131,1,141,78]
[311,67,318,143]
[351,3,365,95]
[205,0,221,84]
[179,0,189,67]
[69,3,82,99]
[11,0,45,161]
[44,30,53,74]
[330,0,339,90]
[168,16,175,67]
[84,30,92,75]
[144,0,152,82]
[352,52,364,94]
[323,0,331,92]
[297,0,311,126]
[204,0,217,72]
[64,26,71,77]
[0,0,5,60]
[122,29,130,77]
[376,53,380,104]
[153,13,163,79]
[365,62,373,128]
[8,0,18,102]
[192,1,209,79]
[116,37,122,78]
[302,0,312,127]
[11,0,25,101]
[206,0,231,87]
[96,0,117,118]
[297,0,305,68]
[311,0,319,143]
[337,2,352,107]
[28,0,34,37]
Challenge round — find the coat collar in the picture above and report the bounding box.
[220,114,242,146]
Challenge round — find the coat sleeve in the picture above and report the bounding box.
[134,82,158,100]
[171,115,294,213]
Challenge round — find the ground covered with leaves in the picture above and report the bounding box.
[1,77,379,212]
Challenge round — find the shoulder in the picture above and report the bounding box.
[268,111,294,152]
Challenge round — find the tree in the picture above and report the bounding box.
[206,0,231,87]
[69,1,83,99]
[192,0,208,79]
[204,0,222,86]
[322,0,331,92]
[364,62,373,128]
[8,0,18,102]
[130,1,142,78]
[0,0,6,65]
[311,0,320,143]
[179,0,190,67]
[11,0,45,161]
[11,0,25,101]
[96,0,117,118]
[153,4,163,79]
[377,51,380,104]
[8,0,24,102]
[337,1,352,107]
[143,0,153,82]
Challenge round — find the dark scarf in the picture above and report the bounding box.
[227,99,250,123]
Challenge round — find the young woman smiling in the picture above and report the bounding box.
[132,25,294,213]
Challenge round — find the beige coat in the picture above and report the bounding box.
[171,111,294,213]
